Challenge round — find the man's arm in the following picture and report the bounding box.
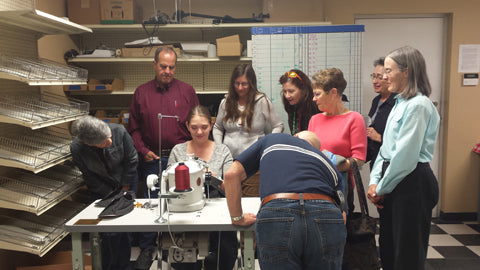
[128,90,151,158]
[224,161,256,226]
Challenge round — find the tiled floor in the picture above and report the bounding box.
[422,219,480,270]
[134,218,480,270]
[372,218,480,270]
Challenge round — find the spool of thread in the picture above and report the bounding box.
[174,162,192,192]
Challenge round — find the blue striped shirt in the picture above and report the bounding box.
[369,93,440,195]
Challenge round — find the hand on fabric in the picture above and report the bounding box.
[367,184,384,209]
[342,211,347,225]
[232,212,256,226]
[366,127,381,142]
[144,151,159,162]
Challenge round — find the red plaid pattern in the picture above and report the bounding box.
[473,142,480,154]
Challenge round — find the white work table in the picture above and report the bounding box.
[65,197,261,270]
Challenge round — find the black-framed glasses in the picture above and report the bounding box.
[370,73,384,81]
[286,71,303,82]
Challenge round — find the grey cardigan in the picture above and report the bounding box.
[167,142,233,179]
[212,93,284,158]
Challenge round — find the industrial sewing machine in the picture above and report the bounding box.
[146,153,225,265]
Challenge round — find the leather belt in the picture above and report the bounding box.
[261,193,335,207]
[160,149,172,157]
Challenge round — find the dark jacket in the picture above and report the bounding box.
[70,123,138,199]
[366,93,397,168]
[287,102,320,135]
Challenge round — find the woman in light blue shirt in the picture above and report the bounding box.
[367,46,440,270]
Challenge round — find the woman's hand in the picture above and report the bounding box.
[367,184,384,209]
[367,127,381,142]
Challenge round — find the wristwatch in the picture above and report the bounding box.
[231,214,244,221]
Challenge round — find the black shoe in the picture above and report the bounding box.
[135,249,153,270]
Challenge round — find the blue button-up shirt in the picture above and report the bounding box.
[369,93,440,195]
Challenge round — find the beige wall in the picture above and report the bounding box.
[34,0,480,214]
[262,0,480,214]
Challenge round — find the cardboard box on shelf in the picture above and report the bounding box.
[100,0,140,24]
[88,78,124,91]
[16,251,91,270]
[120,110,130,125]
[94,110,120,124]
[121,45,181,58]
[67,0,101,25]
[63,84,87,91]
[216,35,242,57]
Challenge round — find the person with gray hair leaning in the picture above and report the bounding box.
[70,115,138,270]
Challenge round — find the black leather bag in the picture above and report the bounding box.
[342,159,380,270]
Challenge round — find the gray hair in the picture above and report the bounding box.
[154,46,177,63]
[387,46,432,99]
[71,116,111,145]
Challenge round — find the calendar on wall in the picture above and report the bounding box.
[251,25,364,133]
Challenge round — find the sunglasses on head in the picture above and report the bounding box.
[286,71,303,82]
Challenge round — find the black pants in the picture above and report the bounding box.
[101,232,132,270]
[378,163,439,270]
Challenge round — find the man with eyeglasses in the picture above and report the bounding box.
[70,116,138,270]
[366,57,397,170]
[128,46,199,270]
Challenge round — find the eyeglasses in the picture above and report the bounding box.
[370,73,384,81]
[383,68,393,75]
[234,81,249,87]
[286,71,303,82]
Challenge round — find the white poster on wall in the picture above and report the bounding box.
[458,44,480,73]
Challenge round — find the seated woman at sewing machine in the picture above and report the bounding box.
[168,105,238,270]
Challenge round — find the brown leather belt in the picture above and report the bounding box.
[160,149,172,158]
[261,193,335,207]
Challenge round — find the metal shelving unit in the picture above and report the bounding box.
[0,6,92,36]
[0,164,84,215]
[0,55,88,85]
[0,0,92,257]
[69,56,252,63]
[0,92,89,129]
[0,199,86,256]
[0,126,73,173]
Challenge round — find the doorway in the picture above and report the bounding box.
[354,15,447,217]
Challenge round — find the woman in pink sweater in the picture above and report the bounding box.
[308,68,367,212]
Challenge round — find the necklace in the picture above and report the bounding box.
[292,110,299,134]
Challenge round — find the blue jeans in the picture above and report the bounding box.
[256,199,346,270]
[138,157,168,251]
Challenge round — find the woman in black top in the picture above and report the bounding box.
[280,69,320,135]
[366,57,397,169]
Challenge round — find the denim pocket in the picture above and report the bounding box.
[256,216,294,263]
[314,213,346,262]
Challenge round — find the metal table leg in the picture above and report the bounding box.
[71,232,84,270]
[90,232,102,270]
[243,231,255,270]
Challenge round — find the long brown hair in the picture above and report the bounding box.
[224,64,263,132]
[279,69,316,116]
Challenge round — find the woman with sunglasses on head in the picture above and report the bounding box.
[213,63,283,196]
[366,57,397,170]
[308,68,367,212]
[367,46,440,270]
[279,69,320,135]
